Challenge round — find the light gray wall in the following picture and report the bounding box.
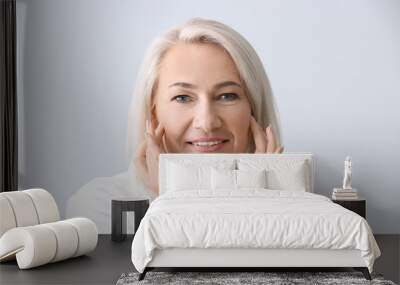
[16,0,400,233]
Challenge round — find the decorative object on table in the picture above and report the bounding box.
[332,156,358,200]
[0,188,98,269]
[116,271,394,285]
[343,156,353,189]
[111,197,149,242]
[332,198,366,219]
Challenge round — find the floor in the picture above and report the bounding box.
[0,235,134,285]
[374,235,400,284]
[0,234,398,285]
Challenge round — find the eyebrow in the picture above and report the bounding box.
[168,81,241,90]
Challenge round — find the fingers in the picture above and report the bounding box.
[136,120,164,195]
[250,116,283,154]
[136,140,147,168]
[145,118,163,178]
[146,119,166,153]
[155,124,166,153]
[154,122,165,145]
[266,125,284,154]
[145,119,154,136]
[147,114,163,137]
[266,125,276,153]
[135,140,149,183]
[250,116,267,153]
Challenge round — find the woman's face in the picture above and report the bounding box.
[153,43,252,153]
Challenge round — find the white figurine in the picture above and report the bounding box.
[342,156,352,190]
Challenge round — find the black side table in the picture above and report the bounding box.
[111,197,149,242]
[332,198,366,219]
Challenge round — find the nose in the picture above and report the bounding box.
[192,100,222,133]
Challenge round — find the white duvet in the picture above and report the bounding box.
[131,189,380,273]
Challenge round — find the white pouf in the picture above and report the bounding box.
[0,189,98,269]
[0,218,98,269]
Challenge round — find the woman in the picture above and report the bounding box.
[67,18,283,233]
[127,18,284,195]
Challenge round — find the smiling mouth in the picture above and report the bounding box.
[186,139,229,152]
[186,139,229,147]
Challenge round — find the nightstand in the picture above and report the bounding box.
[332,198,366,218]
[111,197,149,242]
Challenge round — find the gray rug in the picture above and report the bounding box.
[116,271,396,285]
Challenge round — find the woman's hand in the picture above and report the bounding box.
[250,116,284,153]
[135,119,165,195]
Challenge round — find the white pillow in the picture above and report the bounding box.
[236,169,267,188]
[238,159,309,191]
[211,168,267,190]
[167,160,235,192]
[211,168,236,190]
[267,162,307,191]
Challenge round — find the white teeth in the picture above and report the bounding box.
[193,141,223,147]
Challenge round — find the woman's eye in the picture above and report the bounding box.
[171,93,238,103]
[172,95,191,103]
[219,93,239,101]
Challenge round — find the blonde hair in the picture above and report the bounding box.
[126,17,283,161]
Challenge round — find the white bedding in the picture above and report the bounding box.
[131,189,380,273]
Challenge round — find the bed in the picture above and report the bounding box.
[131,153,381,281]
